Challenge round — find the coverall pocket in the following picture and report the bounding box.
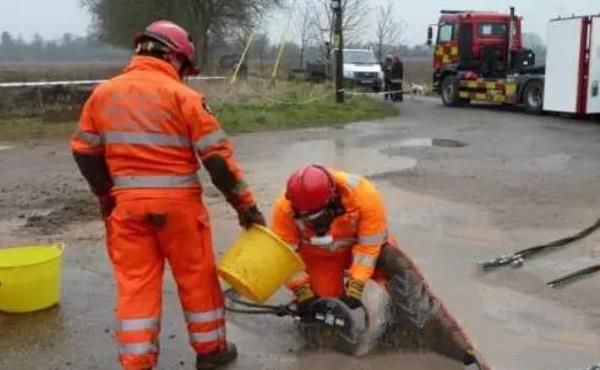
[195,205,210,229]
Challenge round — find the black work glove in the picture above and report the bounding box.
[296,296,319,321]
[340,295,363,310]
[97,194,115,219]
[237,205,266,229]
[293,283,318,320]
[341,278,365,309]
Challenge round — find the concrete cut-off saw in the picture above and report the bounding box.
[223,288,368,355]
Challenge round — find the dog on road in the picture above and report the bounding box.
[409,83,427,96]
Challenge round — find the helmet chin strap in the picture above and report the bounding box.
[163,52,191,78]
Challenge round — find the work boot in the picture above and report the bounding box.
[196,342,238,370]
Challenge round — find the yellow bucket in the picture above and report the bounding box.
[218,225,305,303]
[0,244,64,313]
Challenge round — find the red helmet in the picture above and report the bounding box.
[134,20,199,76]
[286,165,335,214]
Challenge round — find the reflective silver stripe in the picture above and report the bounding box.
[118,342,158,355]
[310,238,356,251]
[117,318,160,331]
[310,234,334,246]
[346,173,362,189]
[358,232,387,245]
[353,253,377,268]
[295,220,310,245]
[194,129,227,153]
[302,234,356,251]
[113,174,199,188]
[76,129,102,146]
[189,327,226,344]
[185,309,224,324]
[103,132,191,147]
[330,239,356,250]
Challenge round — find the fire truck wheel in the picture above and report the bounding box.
[523,80,544,115]
[441,75,461,107]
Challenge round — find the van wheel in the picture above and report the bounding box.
[523,80,544,114]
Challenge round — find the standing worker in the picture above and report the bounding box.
[390,55,404,102]
[382,55,393,101]
[271,165,393,311]
[70,20,265,370]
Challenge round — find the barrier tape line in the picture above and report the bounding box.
[0,76,228,89]
[343,88,412,96]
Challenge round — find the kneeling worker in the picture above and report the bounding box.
[271,165,481,369]
[271,165,393,312]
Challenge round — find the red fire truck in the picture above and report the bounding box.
[428,8,600,116]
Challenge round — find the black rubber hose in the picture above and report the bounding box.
[518,216,600,258]
[224,288,297,317]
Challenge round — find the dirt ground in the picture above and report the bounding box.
[1,97,599,370]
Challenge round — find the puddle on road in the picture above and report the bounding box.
[398,138,468,148]
[344,121,390,133]
[0,146,13,151]
[281,139,417,178]
[398,138,434,147]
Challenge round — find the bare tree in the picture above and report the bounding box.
[374,0,403,63]
[309,0,372,59]
[250,33,271,72]
[84,0,283,68]
[294,4,312,68]
[230,25,255,55]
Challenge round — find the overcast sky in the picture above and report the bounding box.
[0,0,598,46]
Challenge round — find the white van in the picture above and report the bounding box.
[342,49,384,91]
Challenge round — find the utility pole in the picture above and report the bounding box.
[332,0,344,103]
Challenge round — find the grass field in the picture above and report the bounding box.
[0,97,397,141]
[0,79,399,141]
[0,61,126,82]
[0,57,433,85]
[402,57,432,85]
[0,58,426,140]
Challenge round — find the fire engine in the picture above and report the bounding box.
[428,8,600,116]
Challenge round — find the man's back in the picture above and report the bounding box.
[88,57,198,175]
[73,56,231,201]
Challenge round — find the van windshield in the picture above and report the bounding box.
[344,50,377,64]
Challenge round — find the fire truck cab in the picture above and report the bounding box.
[429,8,600,116]
[428,8,543,113]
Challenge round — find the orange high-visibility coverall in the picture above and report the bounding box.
[71,56,255,370]
[271,170,390,298]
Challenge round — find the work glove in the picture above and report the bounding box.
[97,194,115,219]
[293,283,318,320]
[463,350,482,370]
[237,205,266,229]
[341,278,365,310]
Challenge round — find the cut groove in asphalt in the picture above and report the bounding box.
[432,139,468,148]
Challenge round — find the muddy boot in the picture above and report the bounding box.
[196,342,238,370]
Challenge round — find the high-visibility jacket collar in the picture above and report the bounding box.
[123,56,182,82]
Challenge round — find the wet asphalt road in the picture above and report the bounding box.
[1,97,599,369]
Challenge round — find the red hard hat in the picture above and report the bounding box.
[286,165,335,214]
[134,20,199,76]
